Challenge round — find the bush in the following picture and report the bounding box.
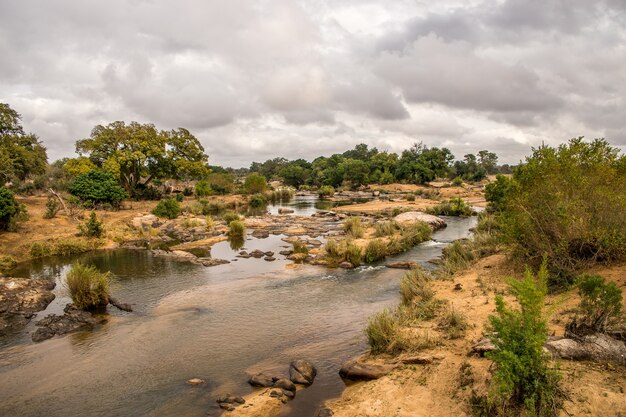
[64,263,110,310]
[293,240,309,254]
[222,211,240,224]
[452,177,464,187]
[175,193,184,202]
[244,173,268,194]
[485,174,516,212]
[569,274,623,335]
[399,268,434,306]
[405,193,416,202]
[131,183,162,201]
[364,239,387,263]
[249,193,267,208]
[152,198,181,219]
[426,198,473,216]
[228,220,245,237]
[79,211,104,238]
[324,238,341,258]
[399,221,432,249]
[195,180,212,197]
[374,220,400,237]
[30,242,51,258]
[182,186,193,197]
[68,170,127,207]
[0,255,17,272]
[501,138,626,281]
[43,196,61,219]
[206,173,235,195]
[343,217,364,239]
[485,261,562,416]
[53,239,95,256]
[318,185,335,197]
[0,186,24,231]
[344,241,363,266]
[366,309,403,354]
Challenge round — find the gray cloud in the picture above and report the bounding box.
[0,0,624,166]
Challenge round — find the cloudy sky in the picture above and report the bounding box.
[1,0,624,167]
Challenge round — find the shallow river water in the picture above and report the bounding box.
[0,198,476,417]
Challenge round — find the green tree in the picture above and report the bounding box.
[339,159,370,187]
[279,162,310,187]
[396,143,453,184]
[478,150,498,174]
[244,173,268,194]
[68,171,128,207]
[76,121,209,196]
[0,186,24,231]
[0,103,48,183]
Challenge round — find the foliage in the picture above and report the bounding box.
[69,170,127,207]
[228,220,245,236]
[344,241,363,266]
[0,103,48,184]
[63,156,97,178]
[52,239,96,256]
[249,193,267,208]
[0,186,24,231]
[571,274,623,334]
[222,211,240,224]
[374,220,400,237]
[79,211,104,238]
[426,198,474,216]
[343,217,364,239]
[29,242,51,258]
[366,309,404,354]
[279,160,311,187]
[318,185,335,197]
[399,221,432,248]
[485,262,562,416]
[195,180,212,197]
[396,142,453,184]
[152,198,181,219]
[451,176,464,187]
[64,263,111,310]
[206,172,235,195]
[174,192,184,202]
[452,153,487,182]
[485,174,517,212]
[364,239,387,263]
[76,121,209,195]
[0,255,17,272]
[244,173,268,194]
[292,240,309,254]
[131,183,162,201]
[499,138,626,280]
[43,195,61,219]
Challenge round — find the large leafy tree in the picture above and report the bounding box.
[0,103,48,183]
[397,142,454,184]
[76,121,209,194]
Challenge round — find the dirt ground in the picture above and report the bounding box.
[326,256,626,417]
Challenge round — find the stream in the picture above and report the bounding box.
[0,196,476,417]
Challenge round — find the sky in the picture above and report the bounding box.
[1,0,624,168]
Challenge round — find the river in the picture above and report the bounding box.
[0,197,476,417]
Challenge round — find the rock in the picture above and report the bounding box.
[252,230,270,239]
[0,277,56,336]
[109,296,133,312]
[283,389,295,399]
[269,389,283,398]
[315,407,334,417]
[289,359,317,385]
[32,304,100,343]
[219,403,236,411]
[250,249,266,258]
[454,283,463,291]
[544,334,626,364]
[385,261,418,270]
[264,251,274,257]
[278,208,294,214]
[216,394,245,404]
[372,191,380,197]
[186,378,205,385]
[307,239,322,247]
[273,378,296,392]
[279,250,293,256]
[339,357,398,381]
[338,262,354,269]
[197,258,230,267]
[471,337,496,356]
[264,256,276,262]
[131,214,159,230]
[400,354,436,365]
[393,211,446,230]
[248,373,275,387]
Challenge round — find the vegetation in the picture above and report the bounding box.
[427,198,473,216]
[292,240,309,254]
[205,172,235,195]
[318,185,335,197]
[64,263,111,310]
[366,309,404,354]
[228,220,245,237]
[75,121,209,196]
[79,211,104,238]
[43,195,61,219]
[344,241,363,267]
[222,211,240,224]
[29,242,51,258]
[68,170,127,207]
[0,255,17,272]
[0,186,25,231]
[364,239,387,263]
[484,262,562,416]
[569,274,623,335]
[195,180,212,197]
[374,220,400,237]
[343,217,364,239]
[439,308,468,339]
[494,138,626,281]
[243,173,268,194]
[249,193,267,208]
[152,198,181,219]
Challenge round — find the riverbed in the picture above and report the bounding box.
[0,197,476,417]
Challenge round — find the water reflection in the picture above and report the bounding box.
[228,235,245,251]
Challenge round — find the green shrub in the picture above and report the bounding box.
[452,177,464,187]
[400,221,432,248]
[293,240,309,254]
[0,255,17,272]
[131,184,162,201]
[374,220,400,237]
[53,239,94,256]
[206,172,235,195]
[485,174,516,212]
[485,261,562,416]
[570,274,623,334]
[222,210,240,224]
[364,239,387,263]
[79,211,104,238]
[344,241,363,266]
[30,242,51,258]
[64,263,110,310]
[244,173,268,194]
[249,193,267,208]
[152,198,181,219]
[68,170,127,207]
[228,220,245,237]
[175,193,184,202]
[426,198,473,216]
[405,193,416,202]
[0,186,24,231]
[318,185,335,197]
[343,217,364,239]
[195,180,212,197]
[43,195,61,219]
[365,309,403,354]
[324,238,341,258]
[501,138,626,281]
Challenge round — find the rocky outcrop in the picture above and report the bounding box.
[248,373,275,387]
[32,304,102,342]
[151,249,229,267]
[339,357,399,381]
[545,334,626,364]
[0,277,55,336]
[216,394,245,411]
[393,211,446,230]
[289,359,317,385]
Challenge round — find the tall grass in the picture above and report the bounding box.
[222,211,241,224]
[65,263,110,310]
[439,308,468,339]
[364,239,387,263]
[343,217,364,239]
[426,198,474,216]
[374,220,400,237]
[365,309,404,354]
[228,220,245,237]
[292,240,309,254]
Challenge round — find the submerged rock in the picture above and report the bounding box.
[289,359,317,385]
[32,304,101,343]
[338,262,354,269]
[0,277,55,336]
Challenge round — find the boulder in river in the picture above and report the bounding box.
[385,261,418,270]
[273,378,296,392]
[338,262,354,269]
[248,372,275,387]
[32,304,101,343]
[393,211,446,230]
[278,208,295,214]
[289,359,317,385]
